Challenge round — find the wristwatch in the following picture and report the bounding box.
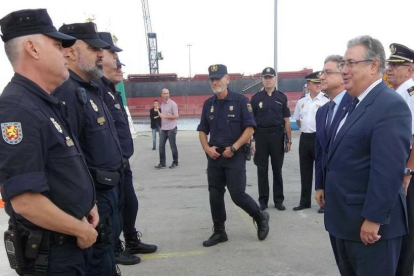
[230,145,237,153]
[405,168,413,176]
[287,140,292,144]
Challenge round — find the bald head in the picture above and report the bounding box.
[161,88,170,101]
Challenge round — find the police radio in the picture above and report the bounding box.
[4,227,25,271]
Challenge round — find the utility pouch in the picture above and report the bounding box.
[96,217,112,244]
[24,230,42,259]
[94,170,120,189]
[244,143,251,161]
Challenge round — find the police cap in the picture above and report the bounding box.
[0,9,76,47]
[262,67,276,77]
[387,43,414,63]
[208,64,227,79]
[305,71,321,83]
[98,32,122,52]
[58,22,110,49]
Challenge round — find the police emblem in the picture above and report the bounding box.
[229,106,234,111]
[108,92,115,100]
[266,68,270,72]
[408,86,414,96]
[90,100,99,112]
[1,122,23,145]
[247,103,253,112]
[210,106,214,113]
[301,103,304,109]
[259,102,263,108]
[390,45,396,54]
[210,65,218,72]
[50,118,62,133]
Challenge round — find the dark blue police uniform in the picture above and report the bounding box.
[95,77,138,235]
[197,90,260,221]
[54,70,124,276]
[0,74,95,275]
[250,88,290,208]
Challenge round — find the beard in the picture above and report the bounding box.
[77,50,103,79]
[212,87,222,94]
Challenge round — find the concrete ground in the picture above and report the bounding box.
[0,130,340,276]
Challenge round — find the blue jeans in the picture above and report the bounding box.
[152,125,160,149]
[159,127,178,165]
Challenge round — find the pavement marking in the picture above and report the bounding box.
[298,211,308,219]
[140,250,206,260]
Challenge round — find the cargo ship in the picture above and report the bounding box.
[124,68,313,118]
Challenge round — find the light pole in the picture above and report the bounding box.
[187,44,192,78]
[274,0,278,87]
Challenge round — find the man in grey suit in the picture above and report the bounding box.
[325,35,411,276]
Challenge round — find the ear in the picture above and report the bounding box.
[23,39,40,60]
[371,59,381,75]
[65,46,77,61]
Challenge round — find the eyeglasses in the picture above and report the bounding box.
[320,69,342,76]
[338,59,373,70]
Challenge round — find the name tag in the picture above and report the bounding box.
[275,101,283,105]
[97,117,106,125]
[65,137,74,147]
[228,114,235,117]
[114,104,121,109]
[209,115,214,120]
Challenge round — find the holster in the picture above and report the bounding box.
[96,217,112,244]
[244,143,251,161]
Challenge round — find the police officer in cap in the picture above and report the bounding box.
[197,64,270,247]
[386,43,414,276]
[0,9,98,275]
[293,71,329,211]
[95,32,157,265]
[53,22,124,276]
[250,67,292,211]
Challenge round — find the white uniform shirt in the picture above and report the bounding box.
[293,92,329,133]
[395,78,414,135]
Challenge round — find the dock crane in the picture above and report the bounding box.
[141,0,163,74]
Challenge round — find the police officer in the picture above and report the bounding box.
[293,71,329,211]
[250,67,292,211]
[0,9,97,275]
[386,43,414,276]
[96,32,157,263]
[53,22,124,276]
[197,64,270,247]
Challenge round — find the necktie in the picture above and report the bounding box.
[325,101,336,134]
[347,98,360,117]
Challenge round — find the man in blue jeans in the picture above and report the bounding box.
[150,100,161,150]
[155,88,179,169]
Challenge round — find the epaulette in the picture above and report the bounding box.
[323,93,329,98]
[408,86,414,97]
[299,94,306,99]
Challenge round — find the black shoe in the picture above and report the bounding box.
[113,264,122,276]
[260,204,268,211]
[152,148,156,150]
[155,163,166,169]
[114,241,141,265]
[124,231,158,254]
[169,163,178,169]
[293,205,311,211]
[274,203,286,211]
[253,211,270,241]
[203,221,228,247]
[318,207,325,213]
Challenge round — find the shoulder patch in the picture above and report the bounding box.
[247,103,253,112]
[408,86,414,97]
[1,122,23,145]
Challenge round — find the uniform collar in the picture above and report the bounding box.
[305,92,324,101]
[12,73,59,105]
[396,78,414,95]
[101,76,116,92]
[69,70,100,92]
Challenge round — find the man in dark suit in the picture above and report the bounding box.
[314,54,352,271]
[325,35,411,276]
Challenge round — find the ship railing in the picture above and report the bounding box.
[242,79,262,92]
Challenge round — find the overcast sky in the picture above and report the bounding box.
[0,0,413,90]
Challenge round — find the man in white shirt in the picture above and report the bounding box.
[386,43,414,276]
[293,72,329,211]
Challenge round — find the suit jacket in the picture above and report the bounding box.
[315,92,352,190]
[324,81,411,241]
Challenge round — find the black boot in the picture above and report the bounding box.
[113,264,122,276]
[124,231,158,254]
[202,221,228,247]
[114,241,141,265]
[253,211,270,241]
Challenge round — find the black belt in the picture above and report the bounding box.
[301,132,316,138]
[256,126,284,133]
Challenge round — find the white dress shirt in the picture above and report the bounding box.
[293,92,329,133]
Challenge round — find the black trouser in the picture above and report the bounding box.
[159,127,178,165]
[254,130,285,206]
[121,160,138,235]
[336,236,402,276]
[207,150,260,221]
[396,176,414,276]
[298,133,316,207]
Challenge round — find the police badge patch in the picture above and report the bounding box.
[408,86,414,97]
[1,122,23,145]
[108,92,115,100]
[50,118,63,133]
[247,103,253,112]
[90,100,99,112]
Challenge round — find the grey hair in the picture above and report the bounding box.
[4,34,42,66]
[324,55,343,70]
[347,35,386,75]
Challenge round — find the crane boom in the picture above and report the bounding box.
[141,0,162,74]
